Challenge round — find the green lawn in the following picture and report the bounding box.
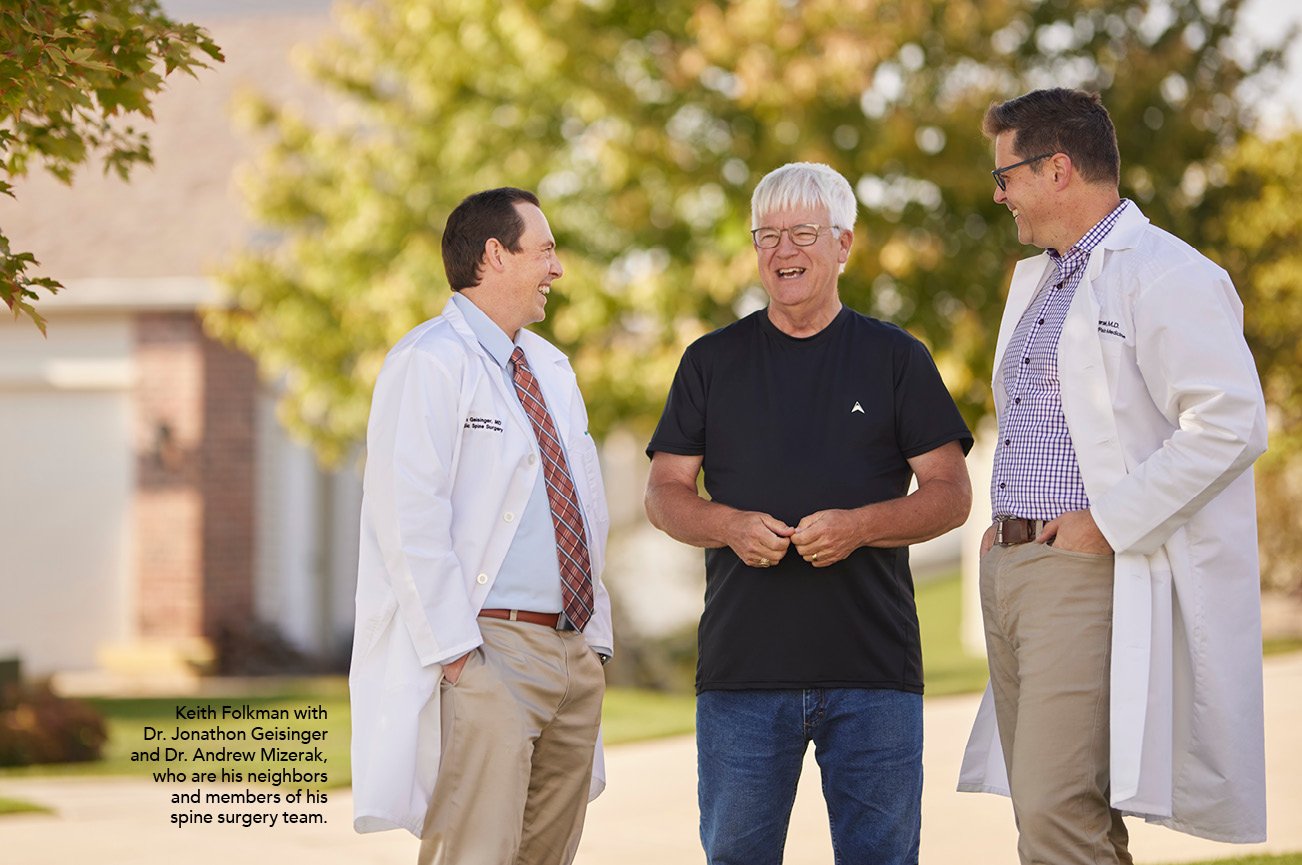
[1265,635,1302,656]
[0,796,51,816]
[917,570,991,697]
[1156,856,1302,865]
[602,687,697,745]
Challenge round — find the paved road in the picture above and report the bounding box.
[3,653,1299,865]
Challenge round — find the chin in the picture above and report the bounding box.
[770,283,819,307]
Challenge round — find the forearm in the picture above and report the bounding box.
[645,478,738,549]
[852,476,971,548]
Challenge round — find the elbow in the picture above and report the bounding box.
[952,502,973,534]
[643,486,666,533]
[946,474,974,534]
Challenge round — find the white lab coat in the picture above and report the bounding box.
[349,299,613,837]
[958,204,1269,842]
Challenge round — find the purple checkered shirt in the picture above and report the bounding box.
[991,199,1129,521]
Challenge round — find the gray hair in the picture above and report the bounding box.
[750,162,857,231]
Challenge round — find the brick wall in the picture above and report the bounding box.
[200,325,257,637]
[133,312,256,646]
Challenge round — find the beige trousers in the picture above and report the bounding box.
[980,542,1133,865]
[418,618,605,865]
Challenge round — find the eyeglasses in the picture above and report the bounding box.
[991,153,1054,192]
[751,224,839,249]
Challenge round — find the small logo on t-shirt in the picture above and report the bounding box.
[851,401,865,414]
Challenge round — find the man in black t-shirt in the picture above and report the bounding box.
[645,162,973,865]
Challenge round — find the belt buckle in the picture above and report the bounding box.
[995,517,1009,546]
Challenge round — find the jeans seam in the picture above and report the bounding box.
[823,770,843,865]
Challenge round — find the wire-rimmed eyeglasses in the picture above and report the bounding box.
[751,224,839,249]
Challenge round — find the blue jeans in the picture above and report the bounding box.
[697,688,922,865]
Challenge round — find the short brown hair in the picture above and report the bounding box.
[983,88,1120,185]
[441,187,541,290]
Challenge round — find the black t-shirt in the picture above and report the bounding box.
[647,306,973,694]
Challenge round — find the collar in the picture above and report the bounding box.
[1048,198,1131,281]
[448,291,515,370]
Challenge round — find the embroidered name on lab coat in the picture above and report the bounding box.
[1098,319,1127,339]
[464,416,504,433]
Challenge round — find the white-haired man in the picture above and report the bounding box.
[644,162,973,864]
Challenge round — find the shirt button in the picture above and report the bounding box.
[998,482,1007,489]
[476,573,488,585]
[1014,398,1022,404]
[528,454,537,465]
[1005,439,1011,445]
[1023,357,1030,364]
[503,512,514,523]
[1038,318,1045,325]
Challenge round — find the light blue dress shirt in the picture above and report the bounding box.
[449,292,567,615]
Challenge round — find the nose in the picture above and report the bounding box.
[993,183,1007,205]
[550,251,564,279]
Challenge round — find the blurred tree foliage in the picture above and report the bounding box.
[0,1,222,333]
[1204,131,1302,594]
[213,0,1291,469]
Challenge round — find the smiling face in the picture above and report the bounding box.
[754,203,851,319]
[993,131,1057,250]
[497,202,563,335]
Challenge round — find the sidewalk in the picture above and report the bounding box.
[2,653,1299,865]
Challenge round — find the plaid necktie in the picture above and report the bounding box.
[509,347,594,631]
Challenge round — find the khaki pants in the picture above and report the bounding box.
[980,542,1133,865]
[419,618,605,865]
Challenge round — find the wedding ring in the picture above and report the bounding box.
[812,552,819,562]
[758,557,770,567]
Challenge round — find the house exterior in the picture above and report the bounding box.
[0,9,358,680]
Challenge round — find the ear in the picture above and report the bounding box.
[483,238,508,274]
[1049,153,1073,190]
[837,227,854,264]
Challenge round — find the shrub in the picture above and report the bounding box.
[0,682,107,767]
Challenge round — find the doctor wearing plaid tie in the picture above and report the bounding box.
[350,188,614,865]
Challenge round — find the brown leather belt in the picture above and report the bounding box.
[994,517,1046,546]
[478,608,575,631]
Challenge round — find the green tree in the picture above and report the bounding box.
[1204,131,1302,592]
[213,0,1289,465]
[1,0,222,333]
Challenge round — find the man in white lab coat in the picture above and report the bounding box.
[959,88,1268,864]
[349,187,614,865]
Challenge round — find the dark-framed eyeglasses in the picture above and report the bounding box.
[751,224,839,249]
[991,153,1054,192]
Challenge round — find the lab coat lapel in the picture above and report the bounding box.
[518,329,576,441]
[441,301,569,442]
[991,254,1053,414]
[1058,248,1127,499]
